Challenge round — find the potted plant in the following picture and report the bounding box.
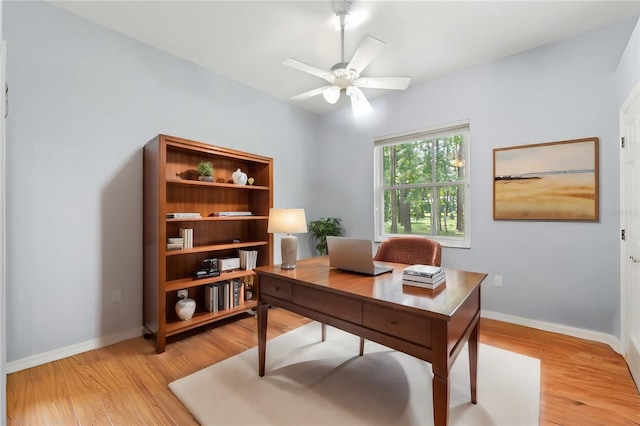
[197,161,214,182]
[308,217,343,255]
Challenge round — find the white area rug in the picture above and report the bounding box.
[169,322,540,425]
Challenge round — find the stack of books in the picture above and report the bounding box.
[402,264,446,289]
[210,211,252,217]
[166,212,201,219]
[167,237,183,251]
[167,229,194,250]
[238,249,258,270]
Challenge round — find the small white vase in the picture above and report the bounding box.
[232,168,248,185]
[176,297,196,320]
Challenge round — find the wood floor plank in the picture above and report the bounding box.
[7,311,639,425]
[480,318,640,425]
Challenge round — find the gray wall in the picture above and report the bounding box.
[4,1,317,363]
[3,0,638,364]
[312,17,639,338]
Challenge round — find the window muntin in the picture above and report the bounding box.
[374,122,470,248]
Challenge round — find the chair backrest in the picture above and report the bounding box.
[373,237,442,266]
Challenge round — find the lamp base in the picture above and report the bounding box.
[280,235,298,270]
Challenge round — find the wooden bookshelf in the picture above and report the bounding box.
[143,134,273,352]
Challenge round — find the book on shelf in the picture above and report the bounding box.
[180,228,193,249]
[219,281,230,311]
[166,212,201,219]
[204,284,219,313]
[402,273,446,289]
[403,264,445,279]
[210,211,253,217]
[238,249,258,270]
[232,279,242,307]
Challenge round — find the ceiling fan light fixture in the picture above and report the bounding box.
[323,86,341,104]
[284,1,411,117]
[346,86,373,117]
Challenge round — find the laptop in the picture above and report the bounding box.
[326,236,394,276]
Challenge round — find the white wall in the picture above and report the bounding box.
[3,1,318,364]
[313,17,639,338]
[616,19,640,104]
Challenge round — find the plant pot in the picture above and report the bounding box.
[198,176,213,182]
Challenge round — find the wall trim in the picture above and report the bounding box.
[6,312,623,373]
[482,310,622,354]
[6,327,143,374]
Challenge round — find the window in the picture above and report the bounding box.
[374,120,470,248]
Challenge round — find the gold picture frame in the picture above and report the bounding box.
[493,137,599,221]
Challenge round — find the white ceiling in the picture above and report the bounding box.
[49,1,639,115]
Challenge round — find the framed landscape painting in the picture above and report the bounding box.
[493,137,599,221]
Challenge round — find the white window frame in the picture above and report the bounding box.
[373,120,471,248]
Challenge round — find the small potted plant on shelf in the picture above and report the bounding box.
[197,161,214,182]
[308,217,343,256]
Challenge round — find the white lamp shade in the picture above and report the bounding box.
[267,208,308,234]
[323,86,341,104]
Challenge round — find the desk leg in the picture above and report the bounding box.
[257,301,269,377]
[469,321,479,404]
[433,374,449,426]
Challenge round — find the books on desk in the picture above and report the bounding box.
[403,264,446,289]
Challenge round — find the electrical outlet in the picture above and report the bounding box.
[177,289,189,299]
[494,275,503,288]
[111,288,122,303]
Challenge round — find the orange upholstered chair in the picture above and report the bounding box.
[373,236,442,267]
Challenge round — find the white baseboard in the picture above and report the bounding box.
[482,310,622,354]
[6,326,143,374]
[5,313,623,373]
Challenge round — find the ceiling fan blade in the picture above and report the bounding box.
[347,36,385,73]
[353,76,411,91]
[290,86,333,101]
[346,86,373,117]
[283,59,335,84]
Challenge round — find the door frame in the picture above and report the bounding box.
[619,81,639,360]
[0,40,6,425]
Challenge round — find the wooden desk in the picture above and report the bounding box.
[255,256,487,426]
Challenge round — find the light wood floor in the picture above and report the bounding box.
[7,310,640,425]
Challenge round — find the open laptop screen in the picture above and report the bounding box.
[326,237,393,276]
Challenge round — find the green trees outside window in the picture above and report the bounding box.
[375,126,469,247]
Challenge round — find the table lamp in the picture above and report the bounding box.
[267,208,307,270]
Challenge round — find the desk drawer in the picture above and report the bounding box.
[363,303,432,347]
[293,286,362,324]
[260,277,292,301]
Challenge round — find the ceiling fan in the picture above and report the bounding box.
[284,1,411,116]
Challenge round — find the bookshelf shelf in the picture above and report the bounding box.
[166,241,269,256]
[144,134,273,353]
[165,301,258,336]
